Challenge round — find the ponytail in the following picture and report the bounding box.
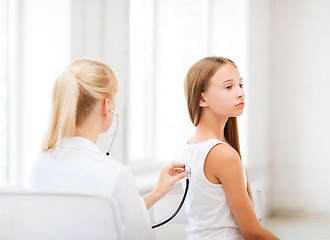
[42,59,118,153]
[42,70,79,152]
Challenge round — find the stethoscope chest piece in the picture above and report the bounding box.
[184,166,191,178]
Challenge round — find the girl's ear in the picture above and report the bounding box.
[199,93,208,107]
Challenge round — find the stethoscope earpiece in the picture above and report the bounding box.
[110,110,118,115]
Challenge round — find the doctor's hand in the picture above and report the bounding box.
[143,162,187,210]
[156,162,187,196]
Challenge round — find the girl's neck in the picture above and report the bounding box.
[190,111,228,144]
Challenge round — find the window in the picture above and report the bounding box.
[129,0,249,170]
[129,0,203,170]
[2,0,71,187]
[0,0,9,184]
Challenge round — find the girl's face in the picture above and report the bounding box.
[200,63,245,117]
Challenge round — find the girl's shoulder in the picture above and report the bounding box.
[211,142,239,158]
[203,142,243,185]
[204,142,244,185]
[206,142,241,169]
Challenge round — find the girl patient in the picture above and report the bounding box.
[182,56,279,240]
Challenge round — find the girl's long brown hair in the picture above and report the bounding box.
[184,56,253,204]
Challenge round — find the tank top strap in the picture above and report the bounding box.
[204,139,229,149]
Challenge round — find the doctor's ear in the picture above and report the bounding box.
[102,99,110,115]
[199,93,208,107]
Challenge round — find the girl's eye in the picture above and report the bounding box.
[240,84,244,88]
[225,85,232,90]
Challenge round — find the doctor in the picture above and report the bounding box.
[30,59,187,239]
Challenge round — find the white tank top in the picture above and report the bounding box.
[182,139,246,240]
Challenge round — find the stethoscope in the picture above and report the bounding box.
[106,110,191,228]
[151,166,191,229]
[106,110,119,156]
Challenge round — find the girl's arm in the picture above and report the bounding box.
[205,144,279,240]
[143,162,187,210]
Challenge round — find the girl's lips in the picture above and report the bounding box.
[236,103,245,108]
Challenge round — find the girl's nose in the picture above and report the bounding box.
[237,86,245,98]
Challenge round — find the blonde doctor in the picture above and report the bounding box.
[30,59,187,240]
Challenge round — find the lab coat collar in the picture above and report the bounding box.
[61,137,103,155]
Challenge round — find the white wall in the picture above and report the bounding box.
[247,0,273,215]
[249,0,330,218]
[269,0,330,217]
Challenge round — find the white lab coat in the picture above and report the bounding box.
[30,136,154,240]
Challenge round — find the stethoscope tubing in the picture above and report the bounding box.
[106,110,119,156]
[151,178,189,228]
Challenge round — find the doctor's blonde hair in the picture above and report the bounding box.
[42,59,117,152]
[184,56,254,204]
